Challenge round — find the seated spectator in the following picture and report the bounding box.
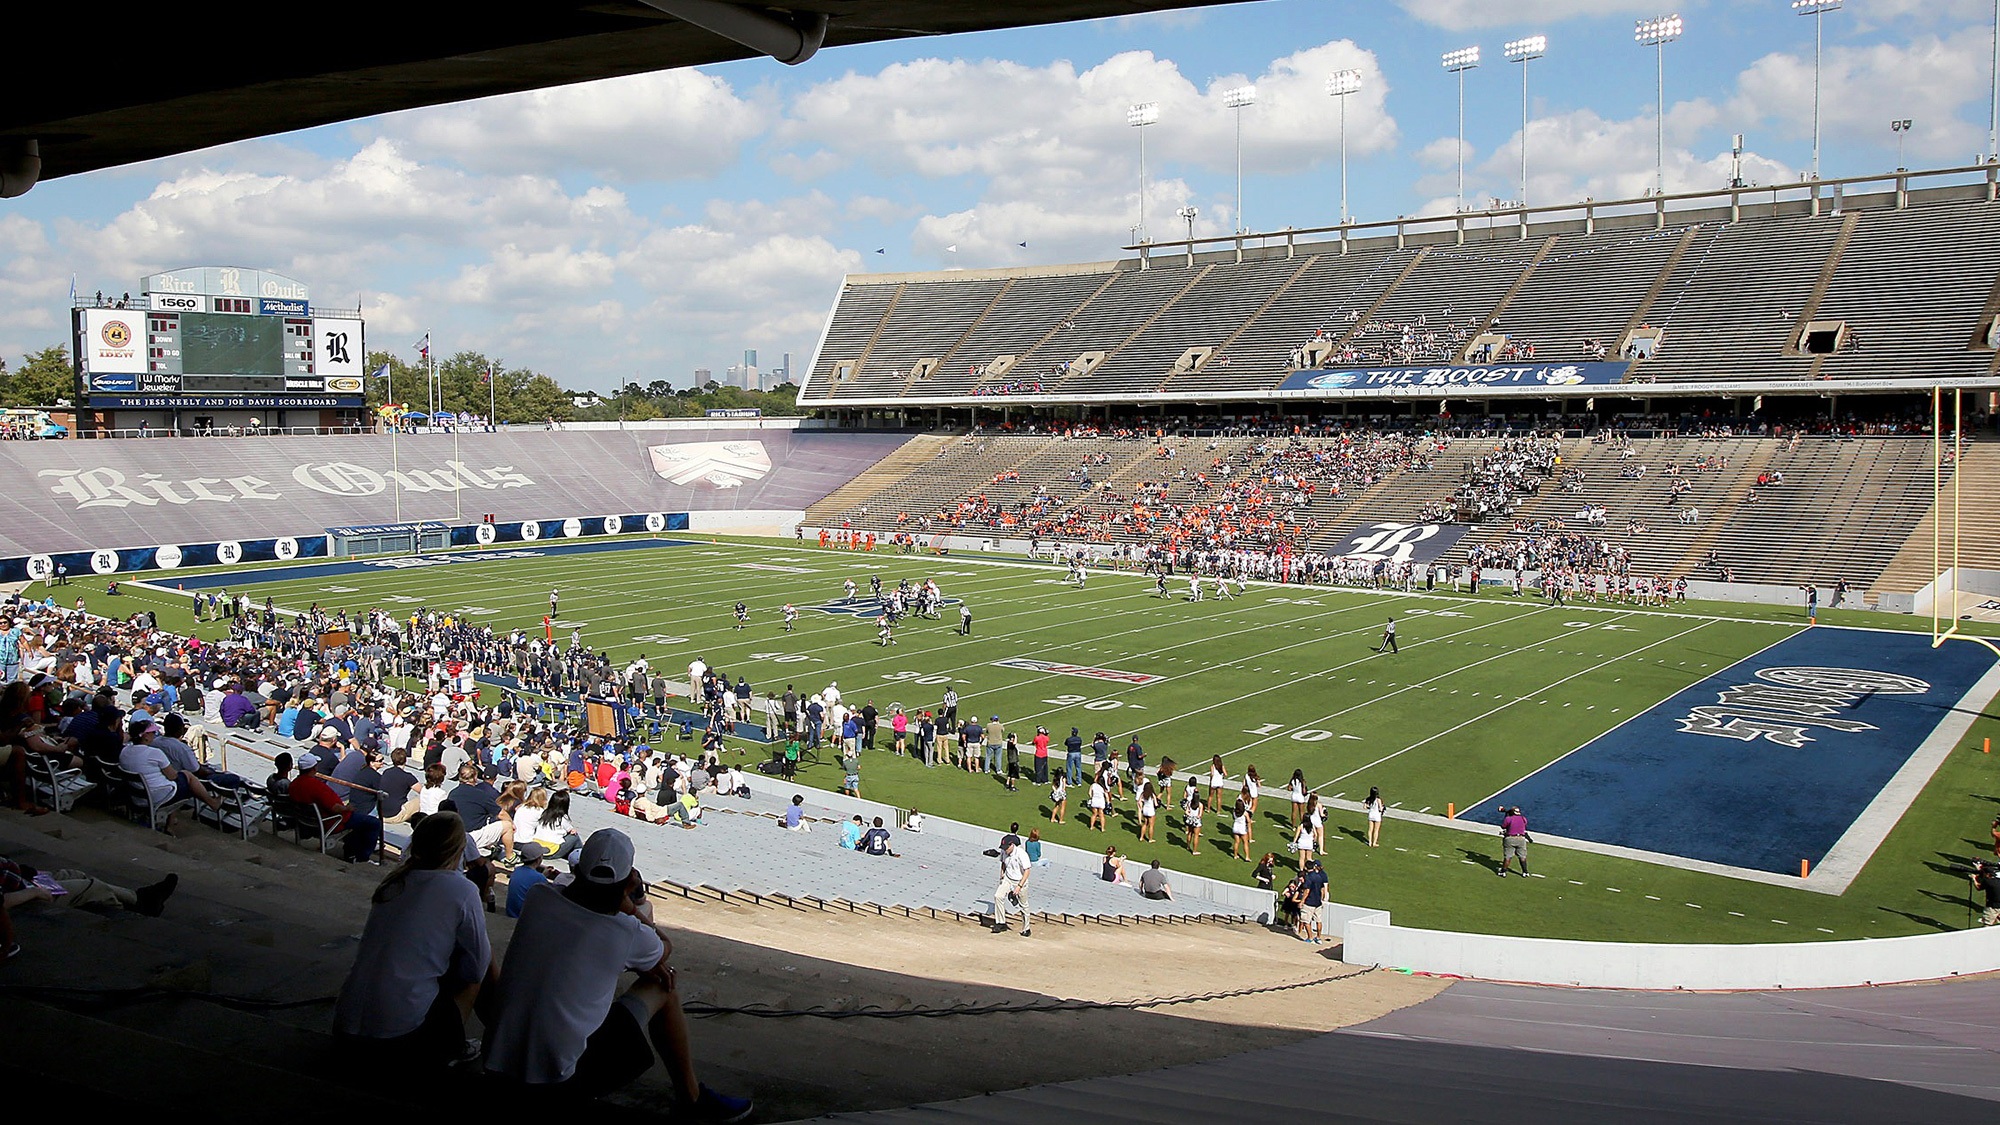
[1100,847,1128,885]
[120,719,222,818]
[288,751,383,863]
[522,790,582,866]
[482,829,753,1120]
[331,813,491,1068]
[507,843,550,918]
[782,794,808,831]
[665,789,702,828]
[860,817,898,857]
[380,749,422,825]
[1137,860,1173,900]
[839,815,864,850]
[2,854,179,919]
[449,762,509,858]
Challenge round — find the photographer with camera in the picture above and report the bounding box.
[483,827,751,1121]
[1970,859,2000,927]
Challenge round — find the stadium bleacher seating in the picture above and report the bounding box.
[801,190,2000,406]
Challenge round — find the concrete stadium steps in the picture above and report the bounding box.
[1493,226,1697,359]
[806,281,902,396]
[1808,201,2000,382]
[852,277,1016,398]
[1868,440,2000,594]
[1639,213,1848,384]
[803,433,957,526]
[1699,437,1948,586]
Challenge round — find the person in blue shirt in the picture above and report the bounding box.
[839,815,864,850]
[505,843,549,917]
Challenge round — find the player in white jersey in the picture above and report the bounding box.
[877,615,896,646]
[782,603,798,631]
[1186,575,1203,601]
[843,578,857,603]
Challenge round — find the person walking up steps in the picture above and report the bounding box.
[1374,616,1398,654]
[992,836,1031,937]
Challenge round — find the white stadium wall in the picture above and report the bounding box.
[0,429,909,558]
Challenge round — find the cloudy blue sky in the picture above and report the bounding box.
[3,0,1995,391]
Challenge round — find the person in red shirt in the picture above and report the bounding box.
[288,750,382,863]
[1030,727,1051,785]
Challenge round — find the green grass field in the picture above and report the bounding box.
[60,533,2000,944]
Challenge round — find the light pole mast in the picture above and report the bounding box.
[1222,86,1256,234]
[1441,46,1481,211]
[1504,36,1546,210]
[1793,0,1843,181]
[1326,70,1363,224]
[1127,102,1160,244]
[1635,15,1684,196]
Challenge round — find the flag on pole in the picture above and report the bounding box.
[415,333,431,361]
[371,362,391,380]
[481,364,493,384]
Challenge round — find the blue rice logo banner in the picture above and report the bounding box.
[809,595,960,619]
[1279,361,1629,393]
[1330,522,1469,565]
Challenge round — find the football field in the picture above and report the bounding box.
[95,534,2000,944]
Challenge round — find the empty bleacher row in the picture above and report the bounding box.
[806,432,1964,593]
[801,196,2000,404]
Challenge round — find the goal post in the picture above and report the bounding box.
[1931,386,2000,656]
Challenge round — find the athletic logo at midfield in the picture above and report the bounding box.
[992,658,1167,686]
[648,440,771,489]
[1677,666,1929,748]
[808,596,959,619]
[1330,521,1468,565]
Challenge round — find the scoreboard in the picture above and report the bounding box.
[76,267,365,408]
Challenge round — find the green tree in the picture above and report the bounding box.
[3,345,77,408]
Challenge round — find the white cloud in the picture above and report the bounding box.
[1397,0,1664,32]
[1730,33,1995,165]
[385,69,769,182]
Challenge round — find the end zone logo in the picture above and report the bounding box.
[992,657,1167,686]
[101,320,132,348]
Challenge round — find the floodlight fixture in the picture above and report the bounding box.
[1126,102,1160,127]
[1221,85,1256,109]
[1441,46,1481,72]
[1635,16,1684,195]
[1503,35,1546,61]
[1892,117,1914,171]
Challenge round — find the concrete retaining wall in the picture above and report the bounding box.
[1341,914,2000,989]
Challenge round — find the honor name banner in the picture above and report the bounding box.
[1279,362,1630,393]
[1331,522,1469,565]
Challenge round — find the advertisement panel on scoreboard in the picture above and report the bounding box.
[79,309,145,374]
[313,317,363,379]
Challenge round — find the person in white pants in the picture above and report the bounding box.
[992,837,1032,937]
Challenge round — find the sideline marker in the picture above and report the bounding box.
[1800,860,1810,879]
[1446,802,1455,819]
[1984,738,1991,754]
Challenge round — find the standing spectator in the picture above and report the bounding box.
[1364,786,1385,847]
[991,836,1031,937]
[1498,806,1531,877]
[481,829,752,1120]
[1031,726,1051,785]
[1299,859,1329,944]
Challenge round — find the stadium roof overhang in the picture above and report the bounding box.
[0,0,1243,196]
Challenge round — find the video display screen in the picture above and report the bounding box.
[178,311,285,377]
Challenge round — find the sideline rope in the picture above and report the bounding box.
[0,966,1375,1021]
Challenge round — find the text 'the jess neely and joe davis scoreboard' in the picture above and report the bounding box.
[72,266,365,411]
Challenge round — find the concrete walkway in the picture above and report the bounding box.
[566,789,1251,922]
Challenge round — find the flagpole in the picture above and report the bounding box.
[488,364,497,431]
[389,362,402,523]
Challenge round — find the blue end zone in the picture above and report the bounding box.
[1468,628,1998,876]
[159,538,701,590]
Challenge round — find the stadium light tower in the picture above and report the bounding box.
[1503,35,1546,210]
[1793,0,1842,181]
[1891,118,1913,171]
[1128,101,1160,243]
[1988,0,1999,162]
[1222,85,1256,234]
[1327,69,1364,223]
[1635,15,1684,196]
[1441,46,1481,211]
[1177,204,1200,264]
